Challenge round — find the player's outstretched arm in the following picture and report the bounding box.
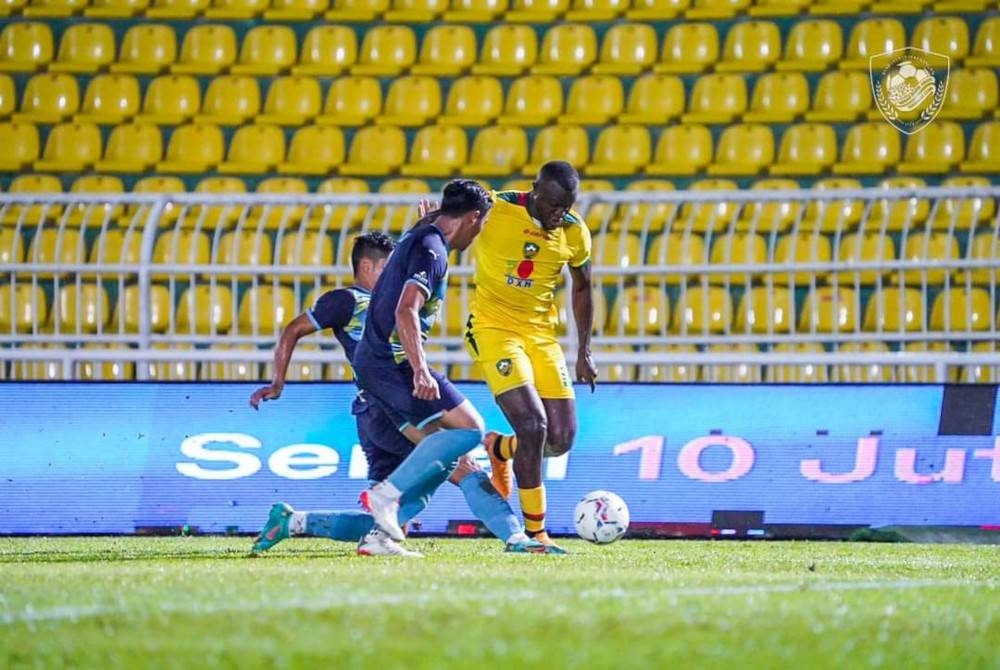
[569,261,597,393]
[395,283,440,401]
[249,313,318,409]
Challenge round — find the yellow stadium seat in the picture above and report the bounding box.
[374,178,430,234]
[292,26,357,77]
[735,286,795,334]
[339,125,406,176]
[708,232,766,285]
[350,25,416,76]
[14,73,79,124]
[204,0,267,18]
[590,231,643,285]
[736,178,803,233]
[769,123,837,177]
[619,73,684,125]
[238,285,297,336]
[308,177,369,229]
[51,283,109,334]
[521,124,589,175]
[378,75,442,127]
[799,286,858,333]
[95,122,162,173]
[146,0,209,17]
[832,341,892,384]
[176,284,233,333]
[401,124,468,178]
[678,178,739,233]
[930,175,996,231]
[278,124,345,176]
[467,125,528,177]
[626,0,688,19]
[840,18,905,71]
[84,0,150,18]
[0,0,26,15]
[127,176,184,227]
[672,285,733,334]
[655,22,718,74]
[646,124,712,176]
[0,22,54,73]
[765,343,828,383]
[639,344,699,382]
[943,68,998,122]
[967,16,1000,67]
[439,75,503,126]
[507,0,567,22]
[0,226,25,264]
[2,174,63,225]
[472,25,537,76]
[897,121,966,174]
[0,124,38,169]
[834,231,895,285]
[682,73,747,124]
[554,286,608,334]
[89,226,141,270]
[576,177,614,229]
[215,229,274,281]
[772,230,833,286]
[799,177,863,232]
[316,76,381,127]
[435,285,471,336]
[912,16,969,63]
[157,123,224,173]
[256,76,321,126]
[171,25,237,75]
[411,25,476,76]
[66,174,124,226]
[188,176,246,228]
[867,176,930,232]
[747,0,808,14]
[897,232,959,285]
[708,124,774,176]
[276,229,334,281]
[324,0,389,20]
[9,343,69,380]
[776,19,842,72]
[961,342,998,384]
[566,0,627,19]
[112,24,176,75]
[896,341,957,383]
[959,121,1000,173]
[265,0,326,19]
[23,0,87,17]
[805,71,871,122]
[144,344,198,382]
[686,0,748,18]
[384,0,448,20]
[587,125,650,177]
[252,176,309,231]
[135,75,200,125]
[218,124,286,175]
[48,23,114,75]
[113,284,171,334]
[0,74,14,118]
[716,20,781,72]
[196,75,260,126]
[558,75,623,126]
[931,287,992,332]
[531,23,596,76]
[0,283,45,333]
[592,346,636,383]
[703,343,762,383]
[863,286,925,333]
[200,344,260,382]
[743,72,809,123]
[77,74,140,125]
[591,23,657,75]
[833,122,900,175]
[265,341,325,381]
[231,25,296,76]
[34,121,101,172]
[498,74,562,126]
[443,0,506,21]
[153,230,211,280]
[644,230,704,284]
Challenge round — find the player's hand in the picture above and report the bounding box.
[576,349,597,393]
[417,198,438,218]
[413,366,441,401]
[249,384,283,410]
[447,454,482,484]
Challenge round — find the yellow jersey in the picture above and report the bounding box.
[470,190,591,330]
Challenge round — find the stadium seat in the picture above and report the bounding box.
[0,121,40,171]
[686,0,749,18]
[205,0,267,18]
[384,0,449,21]
[959,121,1000,173]
[257,76,321,126]
[0,0,27,15]
[278,125,345,176]
[655,22,718,73]
[682,73,747,124]
[171,25,237,75]
[736,178,803,233]
[265,0,326,19]
[144,344,199,382]
[591,346,636,383]
[1,174,63,225]
[0,22,54,72]
[672,285,733,334]
[587,125,650,177]
[799,286,858,333]
[931,175,995,231]
[0,283,45,333]
[135,75,200,125]
[275,230,334,280]
[743,72,809,123]
[176,284,234,334]
[89,226,141,272]
[466,125,528,177]
[23,0,88,17]
[765,343,829,384]
[218,124,285,175]
[0,74,14,118]
[834,232,895,285]
[113,284,171,334]
[215,229,274,281]
[961,342,997,384]
[77,74,140,125]
[411,25,477,76]
[639,344,699,382]
[47,23,114,75]
[769,123,837,176]
[0,226,25,265]
[146,0,209,18]
[897,231,959,285]
[231,25,296,76]
[153,230,211,281]
[832,341,892,384]
[339,125,406,176]
[196,75,260,126]
[800,177,864,232]
[237,285,297,336]
[833,122,900,175]
[14,73,78,124]
[863,286,924,333]
[716,20,782,72]
[85,0,149,19]
[702,343,762,383]
[735,286,794,334]
[531,23,596,75]
[65,174,124,226]
[840,18,905,71]
[157,123,224,173]
[644,229,705,284]
[896,341,958,383]
[309,177,369,229]
[619,74,684,125]
[967,16,1000,67]
[931,287,992,332]
[401,124,468,177]
[566,0,627,19]
[776,19,842,72]
[499,75,562,126]
[129,175,185,225]
[867,176,930,232]
[521,124,589,175]
[708,124,774,176]
[678,178,739,232]
[626,0,687,18]
[554,286,608,334]
[112,24,176,75]
[251,176,308,231]
[443,0,507,21]
[472,25,537,76]
[439,75,503,126]
[940,68,997,121]
[576,177,615,228]
[506,0,568,22]
[316,76,382,126]
[325,0,390,21]
[559,75,623,125]
[8,343,68,380]
[591,23,657,75]
[708,232,766,285]
[189,176,247,228]
[200,344,259,382]
[590,231,643,285]
[912,16,969,63]
[34,121,102,172]
[51,283,109,334]
[897,121,965,174]
[805,71,872,122]
[773,230,833,286]
[378,75,442,127]
[293,26,357,77]
[351,25,416,76]
[435,286,471,336]
[747,0,808,15]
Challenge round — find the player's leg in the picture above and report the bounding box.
[530,333,578,459]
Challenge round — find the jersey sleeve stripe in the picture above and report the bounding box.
[404,278,432,298]
[305,309,322,331]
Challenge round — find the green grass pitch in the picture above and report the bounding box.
[1,537,998,670]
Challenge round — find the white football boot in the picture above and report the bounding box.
[357,528,423,558]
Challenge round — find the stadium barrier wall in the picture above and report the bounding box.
[2,382,998,538]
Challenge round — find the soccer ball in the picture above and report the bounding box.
[573,490,630,544]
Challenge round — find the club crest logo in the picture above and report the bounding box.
[870,47,949,135]
[523,242,540,259]
[496,359,512,376]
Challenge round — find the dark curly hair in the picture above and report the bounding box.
[439,179,493,218]
[351,230,395,273]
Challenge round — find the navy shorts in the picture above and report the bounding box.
[353,396,413,481]
[354,356,466,432]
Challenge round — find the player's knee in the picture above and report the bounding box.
[514,412,547,447]
[544,425,576,458]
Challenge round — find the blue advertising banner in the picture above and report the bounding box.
[1,383,998,535]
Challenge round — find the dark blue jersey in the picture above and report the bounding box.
[358,219,449,366]
[306,286,370,364]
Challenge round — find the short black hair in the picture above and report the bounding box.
[351,230,395,273]
[537,161,580,193]
[439,179,493,217]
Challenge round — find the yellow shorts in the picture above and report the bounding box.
[464,317,575,400]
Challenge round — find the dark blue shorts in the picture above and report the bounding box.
[354,355,466,432]
[353,396,413,481]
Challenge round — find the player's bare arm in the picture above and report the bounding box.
[249,313,318,409]
[569,261,597,393]
[395,282,440,401]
